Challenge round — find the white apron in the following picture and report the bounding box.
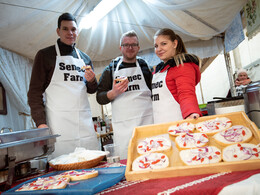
[112,58,153,159]
[152,67,183,124]
[235,85,247,96]
[45,43,99,158]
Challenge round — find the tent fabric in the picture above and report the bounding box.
[224,12,245,52]
[0,47,34,130]
[0,0,247,64]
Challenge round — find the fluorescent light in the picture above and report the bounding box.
[79,0,122,30]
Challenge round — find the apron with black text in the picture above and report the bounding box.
[112,58,153,159]
[45,43,99,158]
[152,67,183,124]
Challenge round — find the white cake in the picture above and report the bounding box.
[137,136,171,154]
[175,133,209,150]
[168,122,195,136]
[222,143,260,162]
[132,152,169,171]
[196,117,232,135]
[213,125,252,146]
[179,146,222,165]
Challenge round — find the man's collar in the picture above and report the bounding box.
[57,39,76,49]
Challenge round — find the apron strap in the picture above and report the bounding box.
[115,58,123,72]
[75,48,82,59]
[55,42,61,56]
[113,57,144,80]
[112,57,123,80]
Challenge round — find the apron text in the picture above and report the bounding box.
[152,94,159,101]
[152,81,163,89]
[59,62,84,81]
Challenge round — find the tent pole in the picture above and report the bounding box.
[199,81,205,104]
[223,52,236,97]
[222,33,236,97]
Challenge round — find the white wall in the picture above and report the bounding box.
[196,54,230,104]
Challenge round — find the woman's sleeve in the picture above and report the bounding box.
[170,63,201,118]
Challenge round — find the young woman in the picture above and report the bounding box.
[152,28,202,124]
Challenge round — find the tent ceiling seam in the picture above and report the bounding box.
[183,10,220,32]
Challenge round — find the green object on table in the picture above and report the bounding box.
[199,104,207,109]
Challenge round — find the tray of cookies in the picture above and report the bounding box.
[125,111,260,181]
[3,167,126,194]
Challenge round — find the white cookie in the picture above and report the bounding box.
[213,125,252,146]
[196,117,232,135]
[132,153,169,171]
[175,133,209,150]
[179,146,222,165]
[137,136,171,154]
[168,122,195,136]
[222,143,260,162]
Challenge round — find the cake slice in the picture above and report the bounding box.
[168,122,195,136]
[137,136,171,154]
[213,125,253,146]
[60,169,98,181]
[132,152,169,171]
[175,133,209,150]
[222,143,260,162]
[196,117,232,135]
[179,146,222,165]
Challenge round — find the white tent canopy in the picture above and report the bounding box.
[0,0,246,64]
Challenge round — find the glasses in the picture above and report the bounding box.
[121,43,139,48]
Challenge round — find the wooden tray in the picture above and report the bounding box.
[125,111,260,181]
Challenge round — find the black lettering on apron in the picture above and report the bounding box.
[152,94,160,101]
[126,84,140,92]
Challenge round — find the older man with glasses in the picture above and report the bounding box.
[97,30,154,159]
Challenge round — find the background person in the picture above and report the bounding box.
[152,28,202,124]
[226,68,252,97]
[235,68,252,96]
[28,13,99,158]
[96,30,153,159]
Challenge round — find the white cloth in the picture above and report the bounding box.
[0,47,33,130]
[152,67,182,124]
[111,58,153,159]
[45,43,99,158]
[219,173,260,195]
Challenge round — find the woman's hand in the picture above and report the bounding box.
[186,113,200,120]
[38,124,49,128]
[235,78,251,86]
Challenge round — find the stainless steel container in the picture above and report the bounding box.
[0,127,59,187]
[0,127,59,169]
[207,96,245,115]
[244,80,260,128]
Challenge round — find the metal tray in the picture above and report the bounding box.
[0,128,59,169]
[3,166,126,195]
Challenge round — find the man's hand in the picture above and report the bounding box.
[84,68,96,83]
[107,79,129,101]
